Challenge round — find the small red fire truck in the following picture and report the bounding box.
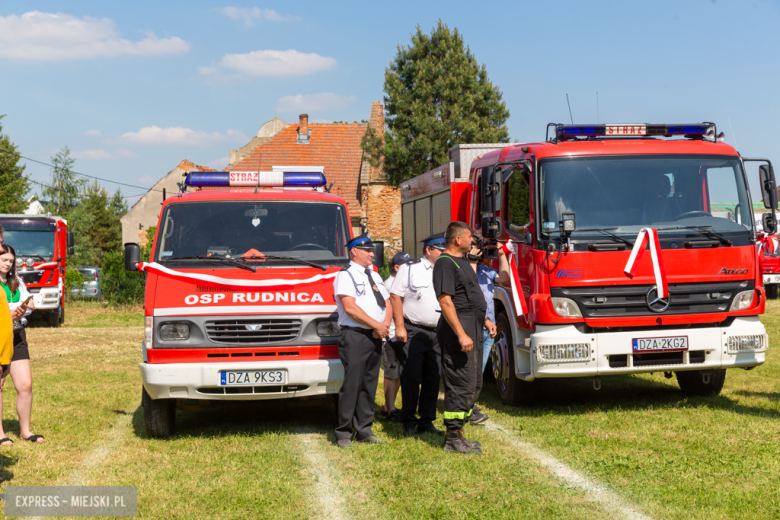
[401,123,773,405]
[755,213,780,299]
[126,168,381,438]
[0,214,73,327]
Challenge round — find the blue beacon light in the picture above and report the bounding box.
[185,171,327,188]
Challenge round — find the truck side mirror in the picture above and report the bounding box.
[124,243,141,272]
[481,216,503,239]
[372,241,385,269]
[759,164,777,210]
[66,231,74,256]
[762,213,777,235]
[479,167,503,214]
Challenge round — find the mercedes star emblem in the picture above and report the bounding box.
[645,286,671,313]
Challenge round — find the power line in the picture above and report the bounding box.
[19,155,162,193]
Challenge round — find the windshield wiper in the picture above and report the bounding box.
[565,227,635,247]
[161,256,256,273]
[243,255,326,271]
[656,226,733,246]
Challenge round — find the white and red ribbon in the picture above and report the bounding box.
[33,262,58,270]
[623,228,668,298]
[501,242,528,316]
[766,235,779,255]
[137,261,338,291]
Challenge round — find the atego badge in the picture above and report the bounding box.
[645,286,671,313]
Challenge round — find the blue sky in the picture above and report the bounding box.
[1,0,778,205]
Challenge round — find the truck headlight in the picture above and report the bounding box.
[317,320,341,337]
[145,316,154,349]
[160,323,190,341]
[730,291,755,311]
[551,298,582,318]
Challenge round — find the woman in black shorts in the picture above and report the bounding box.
[0,244,43,444]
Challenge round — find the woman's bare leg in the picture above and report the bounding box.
[10,360,39,441]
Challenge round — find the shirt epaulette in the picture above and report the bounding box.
[407,259,421,265]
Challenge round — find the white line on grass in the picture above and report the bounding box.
[486,422,653,520]
[293,429,346,520]
[67,411,134,486]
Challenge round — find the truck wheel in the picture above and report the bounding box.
[767,285,778,299]
[142,386,175,438]
[675,369,726,396]
[47,309,61,328]
[493,313,535,406]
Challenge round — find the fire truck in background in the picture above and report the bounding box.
[754,212,780,299]
[402,123,774,404]
[125,167,381,438]
[0,214,73,327]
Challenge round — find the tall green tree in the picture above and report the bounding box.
[0,115,30,213]
[108,188,128,218]
[362,21,510,186]
[78,181,122,265]
[43,147,86,214]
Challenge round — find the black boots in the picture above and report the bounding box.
[443,429,482,454]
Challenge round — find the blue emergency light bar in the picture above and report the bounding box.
[556,123,712,138]
[184,171,327,188]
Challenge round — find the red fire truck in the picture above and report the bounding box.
[754,213,780,299]
[125,168,382,438]
[401,123,773,405]
[0,214,73,327]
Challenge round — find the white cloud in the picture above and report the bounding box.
[206,157,230,170]
[220,7,298,26]
[118,126,248,146]
[0,11,190,61]
[71,148,139,160]
[71,149,114,160]
[275,93,357,113]
[203,49,337,78]
[84,129,102,137]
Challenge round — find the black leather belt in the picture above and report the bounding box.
[404,318,437,332]
[342,325,374,335]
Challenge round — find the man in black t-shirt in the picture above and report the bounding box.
[433,221,487,454]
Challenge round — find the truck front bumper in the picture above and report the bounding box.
[764,274,780,286]
[32,288,60,311]
[528,316,767,379]
[140,359,344,401]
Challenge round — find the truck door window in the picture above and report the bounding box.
[505,171,530,232]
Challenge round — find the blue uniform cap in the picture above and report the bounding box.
[347,232,374,250]
[421,231,446,249]
[391,252,412,266]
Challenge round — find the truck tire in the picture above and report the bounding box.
[142,386,175,438]
[47,308,61,328]
[493,313,535,406]
[675,369,726,396]
[767,285,778,299]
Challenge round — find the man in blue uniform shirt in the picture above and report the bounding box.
[333,233,393,448]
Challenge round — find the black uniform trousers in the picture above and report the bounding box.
[397,321,441,430]
[437,310,484,431]
[335,327,383,441]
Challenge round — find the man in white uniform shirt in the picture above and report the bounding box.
[333,233,393,448]
[390,232,446,437]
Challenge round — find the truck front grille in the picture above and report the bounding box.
[552,280,752,318]
[19,271,43,285]
[205,318,302,344]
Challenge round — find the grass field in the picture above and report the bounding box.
[1,300,779,519]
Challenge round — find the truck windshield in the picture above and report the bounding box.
[539,155,753,241]
[0,219,56,261]
[156,201,351,266]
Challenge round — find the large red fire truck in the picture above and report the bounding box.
[125,167,381,438]
[0,214,73,327]
[401,123,773,405]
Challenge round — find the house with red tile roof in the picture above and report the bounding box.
[227,102,401,253]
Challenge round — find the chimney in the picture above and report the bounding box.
[297,114,310,144]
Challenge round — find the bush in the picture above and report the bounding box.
[100,250,145,305]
